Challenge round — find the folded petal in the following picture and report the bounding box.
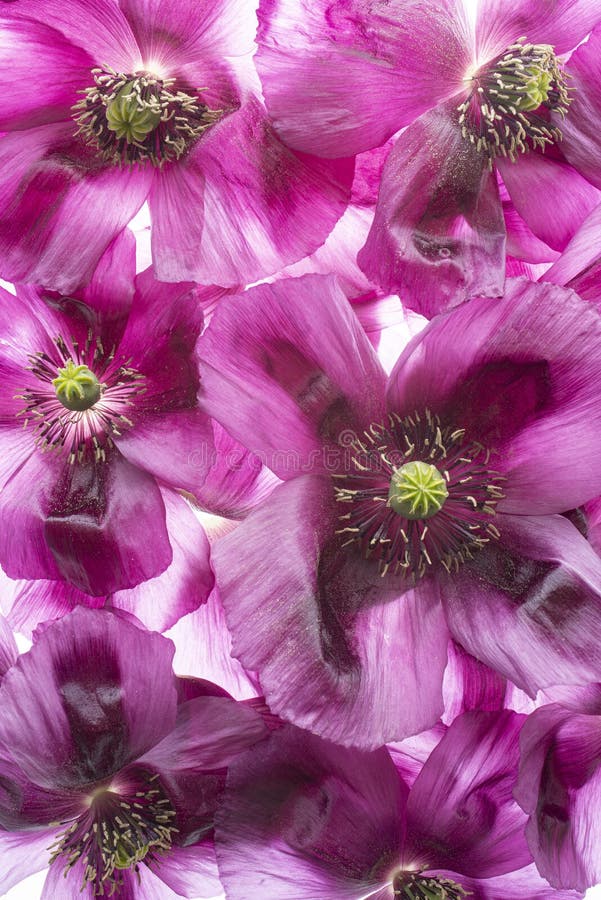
[406,711,530,877]
[358,103,506,317]
[198,274,386,479]
[213,475,448,747]
[516,704,601,891]
[475,0,601,59]
[441,514,601,695]
[44,450,172,595]
[0,607,177,789]
[215,726,405,899]
[148,99,353,286]
[112,488,214,632]
[191,421,277,519]
[256,0,471,156]
[497,152,600,253]
[387,278,601,512]
[0,125,152,292]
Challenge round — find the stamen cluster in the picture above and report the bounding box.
[48,770,177,897]
[73,68,221,167]
[16,329,145,463]
[393,871,471,899]
[458,38,570,166]
[334,409,505,580]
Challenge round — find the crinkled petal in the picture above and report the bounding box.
[213,475,448,748]
[0,124,152,292]
[358,103,506,317]
[0,18,94,129]
[516,704,601,892]
[387,278,601,512]
[8,0,141,70]
[165,587,261,701]
[197,274,386,480]
[43,450,172,596]
[475,0,601,59]
[441,514,601,695]
[148,99,353,285]
[215,726,405,899]
[0,607,177,789]
[0,827,59,895]
[406,711,530,877]
[256,0,471,156]
[497,153,600,253]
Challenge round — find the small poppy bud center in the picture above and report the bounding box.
[106,81,162,144]
[388,460,448,520]
[52,360,101,411]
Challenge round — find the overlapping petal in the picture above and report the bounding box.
[256,0,471,156]
[0,607,177,789]
[440,514,601,695]
[358,101,506,316]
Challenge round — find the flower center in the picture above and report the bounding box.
[52,360,102,411]
[458,37,570,165]
[49,770,177,896]
[73,68,222,167]
[388,461,449,519]
[16,330,145,463]
[393,871,470,899]
[334,409,505,580]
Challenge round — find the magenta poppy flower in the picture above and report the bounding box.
[515,689,601,892]
[0,0,352,292]
[215,710,582,899]
[197,272,601,748]
[256,0,601,316]
[0,606,267,899]
[0,233,220,595]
